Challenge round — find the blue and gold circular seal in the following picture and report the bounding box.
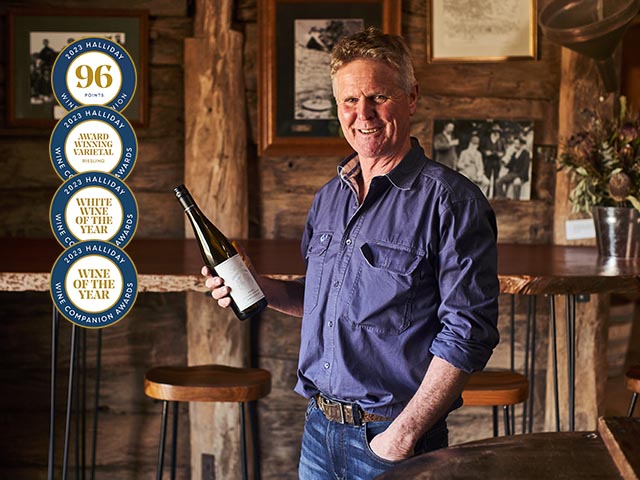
[50,105,137,180]
[51,37,136,112]
[50,240,138,328]
[50,172,138,248]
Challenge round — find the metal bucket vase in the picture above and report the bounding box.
[592,206,640,258]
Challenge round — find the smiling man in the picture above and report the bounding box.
[204,27,500,479]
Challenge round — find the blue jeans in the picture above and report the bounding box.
[298,397,448,480]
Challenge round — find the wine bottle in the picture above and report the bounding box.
[174,184,267,320]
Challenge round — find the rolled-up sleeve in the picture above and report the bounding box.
[429,197,500,373]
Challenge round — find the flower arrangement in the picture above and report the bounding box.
[555,96,640,214]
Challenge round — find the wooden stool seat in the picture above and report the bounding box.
[144,364,271,480]
[462,370,529,406]
[144,364,271,403]
[462,369,530,436]
[626,365,640,417]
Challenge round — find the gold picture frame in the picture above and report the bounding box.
[427,0,538,63]
[258,0,402,157]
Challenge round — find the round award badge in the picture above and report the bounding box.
[51,37,136,112]
[50,105,137,180]
[50,240,138,328]
[50,172,138,248]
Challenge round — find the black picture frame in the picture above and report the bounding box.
[7,8,149,128]
[432,118,535,200]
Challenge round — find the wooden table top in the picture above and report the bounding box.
[376,417,639,480]
[1,238,640,295]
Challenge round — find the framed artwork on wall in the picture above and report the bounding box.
[432,118,535,200]
[7,8,149,128]
[427,0,537,62]
[258,0,402,156]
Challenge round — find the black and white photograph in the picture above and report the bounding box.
[29,31,126,106]
[432,118,534,200]
[294,19,363,120]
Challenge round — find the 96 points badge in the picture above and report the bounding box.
[50,240,138,328]
[50,172,138,248]
[51,37,136,112]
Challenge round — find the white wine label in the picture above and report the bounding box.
[50,240,138,328]
[215,254,265,311]
[50,172,138,248]
[52,37,136,112]
[50,105,137,180]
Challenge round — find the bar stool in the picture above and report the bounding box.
[144,364,271,480]
[462,369,529,436]
[626,365,640,417]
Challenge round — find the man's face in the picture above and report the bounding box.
[444,123,454,135]
[334,59,417,162]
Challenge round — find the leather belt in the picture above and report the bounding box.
[315,393,390,425]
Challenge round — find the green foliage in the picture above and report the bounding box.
[555,97,640,214]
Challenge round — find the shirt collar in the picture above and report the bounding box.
[337,137,425,192]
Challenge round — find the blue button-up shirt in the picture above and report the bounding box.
[294,139,500,418]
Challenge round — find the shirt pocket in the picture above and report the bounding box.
[346,242,423,335]
[304,232,332,314]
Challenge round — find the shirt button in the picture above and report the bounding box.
[345,239,352,246]
[333,281,339,288]
[324,362,330,369]
[328,321,333,327]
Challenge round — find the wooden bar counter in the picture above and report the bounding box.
[3,238,640,294]
[2,238,639,433]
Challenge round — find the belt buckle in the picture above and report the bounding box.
[321,395,347,424]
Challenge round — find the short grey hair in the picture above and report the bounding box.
[330,26,417,95]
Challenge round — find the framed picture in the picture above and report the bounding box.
[258,0,401,156]
[7,9,148,128]
[432,118,535,200]
[427,0,537,62]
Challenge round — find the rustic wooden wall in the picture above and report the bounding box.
[238,0,561,478]
[1,0,567,478]
[0,1,192,478]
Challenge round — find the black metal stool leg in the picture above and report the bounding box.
[90,330,102,480]
[170,402,178,480]
[62,325,78,480]
[509,295,516,435]
[240,402,248,480]
[527,296,537,434]
[522,296,531,434]
[48,307,60,480]
[503,405,511,436]
[157,401,169,480]
[629,392,638,417]
[492,406,498,437]
[567,295,576,432]
[249,400,261,480]
[550,295,560,432]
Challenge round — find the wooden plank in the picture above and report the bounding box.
[183,1,251,477]
[150,16,193,65]
[493,200,554,244]
[598,416,640,480]
[0,0,187,16]
[545,46,612,432]
[0,410,190,472]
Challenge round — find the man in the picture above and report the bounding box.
[495,136,530,199]
[482,123,505,197]
[457,135,490,195]
[204,27,499,479]
[432,121,459,169]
